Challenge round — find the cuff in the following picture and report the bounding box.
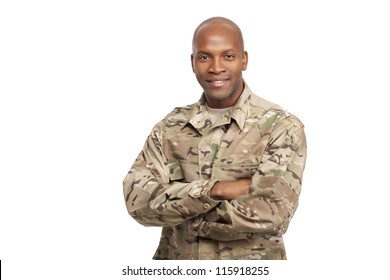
[188,180,221,210]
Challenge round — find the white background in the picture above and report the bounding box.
[1,0,389,279]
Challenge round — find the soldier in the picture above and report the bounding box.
[123,17,307,260]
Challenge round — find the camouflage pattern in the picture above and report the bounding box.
[123,83,307,260]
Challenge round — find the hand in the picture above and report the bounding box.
[210,179,252,200]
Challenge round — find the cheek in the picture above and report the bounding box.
[231,67,243,78]
[194,65,207,77]
[229,62,244,74]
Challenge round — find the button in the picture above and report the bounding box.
[192,231,198,236]
[203,203,210,209]
[192,188,202,197]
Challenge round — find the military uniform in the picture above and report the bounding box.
[123,83,307,260]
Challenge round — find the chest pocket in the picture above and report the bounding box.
[212,164,259,181]
[178,160,200,182]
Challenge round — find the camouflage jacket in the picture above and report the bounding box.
[123,84,307,260]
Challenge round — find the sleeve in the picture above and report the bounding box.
[190,119,307,240]
[123,122,221,227]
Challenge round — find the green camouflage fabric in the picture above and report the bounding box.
[123,83,307,260]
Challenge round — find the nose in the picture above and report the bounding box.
[209,57,225,73]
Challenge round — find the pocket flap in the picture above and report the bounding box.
[165,160,184,181]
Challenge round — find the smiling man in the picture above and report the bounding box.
[191,17,247,109]
[123,17,307,260]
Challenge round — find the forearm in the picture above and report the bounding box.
[210,179,251,200]
[123,165,221,227]
[190,175,299,240]
[229,175,298,235]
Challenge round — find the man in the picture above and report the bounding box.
[123,17,307,260]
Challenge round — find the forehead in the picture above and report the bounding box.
[193,22,243,53]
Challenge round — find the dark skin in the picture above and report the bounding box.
[191,17,248,109]
[191,17,251,200]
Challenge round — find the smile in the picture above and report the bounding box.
[208,79,229,87]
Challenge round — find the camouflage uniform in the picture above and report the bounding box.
[123,83,307,260]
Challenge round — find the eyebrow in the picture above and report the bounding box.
[195,48,238,55]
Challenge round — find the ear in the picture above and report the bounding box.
[242,51,248,71]
[191,54,195,73]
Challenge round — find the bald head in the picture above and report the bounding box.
[192,17,244,53]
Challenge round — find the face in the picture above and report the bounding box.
[191,21,248,108]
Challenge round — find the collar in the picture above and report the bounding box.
[183,82,252,135]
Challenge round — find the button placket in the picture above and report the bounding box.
[198,127,224,180]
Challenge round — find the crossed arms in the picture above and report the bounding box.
[123,119,306,239]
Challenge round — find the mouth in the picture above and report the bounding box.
[207,78,230,88]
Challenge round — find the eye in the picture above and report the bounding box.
[198,54,210,61]
[225,54,235,61]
